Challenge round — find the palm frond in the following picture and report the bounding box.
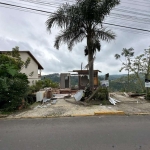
[54,27,86,50]
[68,32,86,50]
[46,3,71,32]
[95,28,116,42]
[76,0,120,24]
[84,39,101,56]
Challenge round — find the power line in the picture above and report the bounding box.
[0,5,48,16]
[3,1,150,21]
[0,1,150,33]
[0,1,52,13]
[11,0,150,27]
[104,22,150,32]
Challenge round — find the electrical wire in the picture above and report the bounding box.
[0,1,150,35]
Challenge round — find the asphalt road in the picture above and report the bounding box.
[0,116,150,150]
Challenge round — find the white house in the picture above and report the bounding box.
[19,51,44,85]
[0,51,44,85]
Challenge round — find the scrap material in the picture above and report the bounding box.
[109,97,120,105]
[74,90,84,101]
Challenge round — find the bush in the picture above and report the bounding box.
[0,72,29,112]
[29,79,59,93]
[0,49,29,112]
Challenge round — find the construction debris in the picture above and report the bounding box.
[74,90,84,101]
[128,93,145,97]
[109,97,120,105]
[123,92,129,97]
[51,99,57,105]
[53,94,71,99]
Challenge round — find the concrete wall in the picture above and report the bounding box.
[60,73,70,89]
[20,52,40,85]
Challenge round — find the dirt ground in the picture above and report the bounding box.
[7,92,150,118]
[111,92,150,114]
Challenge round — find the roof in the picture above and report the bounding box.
[0,51,43,69]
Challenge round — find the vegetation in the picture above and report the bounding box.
[115,48,134,91]
[41,73,146,93]
[0,47,59,112]
[0,47,30,112]
[115,47,150,93]
[46,0,120,90]
[109,74,144,93]
[29,78,59,93]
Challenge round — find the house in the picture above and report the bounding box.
[0,51,44,85]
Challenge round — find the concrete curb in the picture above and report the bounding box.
[2,111,150,119]
[71,114,94,117]
[94,111,125,115]
[133,113,150,115]
[4,111,126,119]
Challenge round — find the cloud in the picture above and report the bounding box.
[0,1,149,76]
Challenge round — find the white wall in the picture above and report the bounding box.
[20,52,39,85]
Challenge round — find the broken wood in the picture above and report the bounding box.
[123,92,129,97]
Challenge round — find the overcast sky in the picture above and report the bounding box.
[0,0,150,75]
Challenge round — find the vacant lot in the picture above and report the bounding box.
[7,92,150,118]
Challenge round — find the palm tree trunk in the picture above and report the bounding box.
[87,34,94,91]
[88,49,94,91]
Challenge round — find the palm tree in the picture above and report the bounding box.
[46,0,120,90]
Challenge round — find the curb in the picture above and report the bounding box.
[4,112,126,119]
[94,111,125,115]
[71,114,94,117]
[2,111,150,119]
[133,113,150,115]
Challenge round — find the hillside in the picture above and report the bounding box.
[42,73,144,92]
[42,73,127,86]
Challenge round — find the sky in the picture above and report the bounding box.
[0,0,150,75]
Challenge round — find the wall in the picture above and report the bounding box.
[20,52,39,85]
[60,73,70,89]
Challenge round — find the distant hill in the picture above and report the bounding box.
[41,73,144,92]
[41,73,60,83]
[100,74,127,80]
[41,73,127,85]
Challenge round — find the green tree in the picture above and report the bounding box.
[0,48,30,112]
[109,74,144,92]
[46,0,120,90]
[115,48,134,91]
[115,47,150,92]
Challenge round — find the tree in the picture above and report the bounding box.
[0,47,30,112]
[46,0,120,90]
[115,47,150,93]
[109,74,144,93]
[115,48,134,91]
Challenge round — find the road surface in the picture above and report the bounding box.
[0,116,150,150]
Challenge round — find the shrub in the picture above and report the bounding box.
[0,48,29,112]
